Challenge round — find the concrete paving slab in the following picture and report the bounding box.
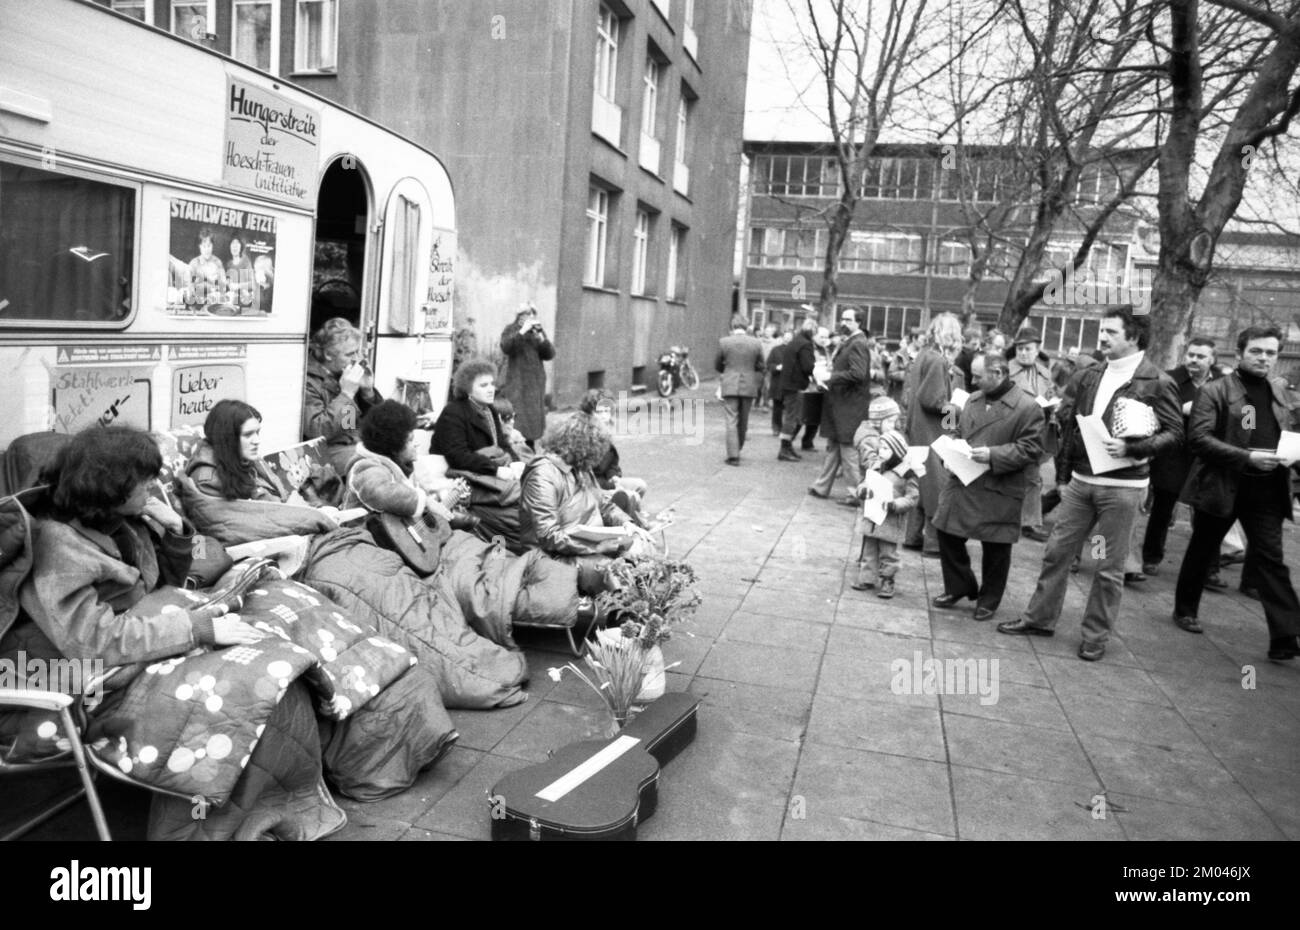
[696,639,823,692]
[1078,732,1261,811]
[817,653,940,710]
[805,692,947,762]
[1059,697,1208,754]
[718,612,830,654]
[950,765,1124,841]
[414,752,531,840]
[688,676,813,743]
[1219,760,1300,840]
[781,813,953,841]
[944,713,1099,787]
[940,680,1073,733]
[1109,792,1288,841]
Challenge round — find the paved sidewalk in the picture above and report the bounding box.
[16,387,1300,840]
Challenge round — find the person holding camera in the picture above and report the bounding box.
[499,303,556,446]
[303,317,381,474]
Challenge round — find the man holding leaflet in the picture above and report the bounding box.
[1172,325,1300,660]
[998,306,1182,661]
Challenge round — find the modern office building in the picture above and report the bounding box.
[97,0,752,405]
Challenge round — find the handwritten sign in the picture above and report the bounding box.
[423,230,454,332]
[171,364,246,427]
[51,366,153,434]
[222,77,319,207]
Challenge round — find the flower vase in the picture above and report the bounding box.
[603,712,629,739]
[636,645,666,702]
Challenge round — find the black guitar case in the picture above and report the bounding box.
[488,692,701,841]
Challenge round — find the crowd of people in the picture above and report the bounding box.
[718,306,1300,663]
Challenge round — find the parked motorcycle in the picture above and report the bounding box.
[657,345,700,397]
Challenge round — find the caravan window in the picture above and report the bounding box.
[0,159,136,326]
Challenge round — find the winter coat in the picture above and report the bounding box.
[1150,364,1223,494]
[1008,357,1059,456]
[431,397,518,475]
[853,466,920,544]
[1057,355,1183,484]
[499,322,556,440]
[302,357,382,475]
[343,445,426,518]
[520,453,631,557]
[186,441,288,502]
[821,330,874,444]
[903,346,956,513]
[781,331,817,393]
[715,332,765,397]
[1180,370,1298,520]
[933,382,1045,544]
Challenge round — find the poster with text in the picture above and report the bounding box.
[171,363,247,428]
[423,229,455,333]
[222,77,319,208]
[51,365,154,434]
[167,198,277,318]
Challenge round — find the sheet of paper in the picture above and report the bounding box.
[931,434,990,486]
[901,445,929,477]
[1036,395,1060,409]
[1077,413,1138,474]
[950,388,970,410]
[860,469,893,524]
[1277,430,1300,466]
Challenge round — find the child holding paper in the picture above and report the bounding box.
[851,429,920,598]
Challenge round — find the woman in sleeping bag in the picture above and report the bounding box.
[4,426,455,839]
[182,400,531,709]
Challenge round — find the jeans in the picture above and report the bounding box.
[856,536,899,584]
[1022,478,1144,644]
[936,529,1012,612]
[1021,459,1054,533]
[1174,472,1300,644]
[810,442,860,498]
[722,396,753,460]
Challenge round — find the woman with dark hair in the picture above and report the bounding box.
[303,317,381,475]
[3,427,463,839]
[187,398,287,502]
[520,412,653,567]
[431,358,518,478]
[499,303,555,444]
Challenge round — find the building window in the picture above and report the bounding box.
[675,98,689,164]
[938,158,1014,203]
[110,0,152,24]
[171,1,214,40]
[632,210,651,296]
[933,239,972,278]
[861,157,936,200]
[586,187,610,287]
[748,226,827,270]
[667,225,684,300]
[0,159,136,326]
[295,0,337,72]
[683,0,699,59]
[684,0,695,28]
[754,155,840,197]
[1033,241,1128,283]
[233,0,278,72]
[642,58,660,138]
[861,306,924,345]
[843,231,925,274]
[389,195,421,333]
[595,4,620,103]
[1030,314,1103,355]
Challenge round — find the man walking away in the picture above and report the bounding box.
[716,314,765,466]
[779,318,817,461]
[1172,325,1300,660]
[998,306,1182,661]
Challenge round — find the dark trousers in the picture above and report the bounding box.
[779,390,803,439]
[1174,473,1300,644]
[1141,487,1181,565]
[771,394,783,432]
[722,396,753,460]
[797,392,824,447]
[937,528,1013,612]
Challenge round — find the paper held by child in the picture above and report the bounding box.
[859,469,895,525]
[1276,430,1300,466]
[950,388,971,410]
[931,434,990,486]
[1077,413,1139,474]
[1036,395,1060,409]
[904,445,930,476]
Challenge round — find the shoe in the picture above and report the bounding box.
[1267,638,1300,661]
[1123,572,1146,585]
[1078,641,1106,661]
[778,447,801,462]
[997,618,1054,637]
[901,542,923,551]
[877,579,895,599]
[1173,614,1204,634]
[1203,573,1227,591]
[1219,551,1245,567]
[932,592,975,609]
[800,444,816,452]
[1021,527,1050,542]
[838,496,859,507]
[850,580,875,591]
[1240,585,1261,601]
[1142,563,1160,576]
[724,457,740,466]
[972,606,997,622]
[807,488,828,499]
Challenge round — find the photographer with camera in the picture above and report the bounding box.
[499,303,556,448]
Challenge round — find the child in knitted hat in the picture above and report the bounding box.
[851,427,920,598]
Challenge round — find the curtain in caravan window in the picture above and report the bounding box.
[388,195,420,334]
[0,162,134,323]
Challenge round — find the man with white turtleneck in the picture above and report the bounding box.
[998,306,1183,661]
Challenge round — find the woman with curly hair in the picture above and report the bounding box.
[520,412,653,563]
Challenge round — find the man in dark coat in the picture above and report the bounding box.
[778,319,817,461]
[1007,325,1058,542]
[499,304,556,443]
[933,352,1045,621]
[998,306,1183,662]
[767,334,790,437]
[1173,324,1300,660]
[954,326,983,394]
[808,307,873,501]
[1140,337,1222,577]
[716,314,765,465]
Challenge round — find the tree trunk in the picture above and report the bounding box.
[819,197,855,320]
[1147,244,1205,370]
